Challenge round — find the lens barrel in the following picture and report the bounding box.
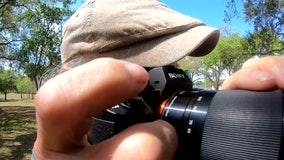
[161,89,283,160]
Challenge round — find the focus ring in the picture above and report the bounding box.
[201,90,283,160]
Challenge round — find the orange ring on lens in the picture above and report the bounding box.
[159,90,185,116]
[159,99,169,116]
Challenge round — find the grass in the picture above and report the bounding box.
[0,93,36,160]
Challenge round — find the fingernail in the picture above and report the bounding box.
[124,62,149,85]
[250,70,274,81]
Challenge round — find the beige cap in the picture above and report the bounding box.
[61,0,220,67]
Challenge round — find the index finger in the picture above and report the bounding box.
[35,58,149,151]
[221,56,284,90]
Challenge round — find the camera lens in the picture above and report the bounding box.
[160,89,283,160]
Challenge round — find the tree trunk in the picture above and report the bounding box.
[34,77,39,91]
[4,92,7,101]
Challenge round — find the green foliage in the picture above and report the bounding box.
[202,34,246,89]
[178,57,203,82]
[0,0,28,60]
[0,0,75,90]
[0,67,35,100]
[244,29,284,55]
[15,76,33,94]
[0,68,16,100]
[225,0,284,55]
[0,67,16,92]
[17,0,75,90]
[193,81,204,87]
[243,0,282,32]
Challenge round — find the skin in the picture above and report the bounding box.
[33,56,283,159]
[222,56,284,90]
[34,58,178,160]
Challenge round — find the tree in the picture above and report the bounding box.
[202,51,225,90]
[244,29,284,56]
[0,0,28,62]
[225,0,284,56]
[15,76,34,100]
[0,67,16,100]
[1,0,75,90]
[202,34,246,89]
[178,57,203,82]
[18,0,75,90]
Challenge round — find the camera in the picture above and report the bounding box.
[88,66,283,160]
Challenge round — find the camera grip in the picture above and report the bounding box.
[88,117,115,144]
[88,98,154,144]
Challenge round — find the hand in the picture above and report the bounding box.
[33,58,178,160]
[222,56,284,90]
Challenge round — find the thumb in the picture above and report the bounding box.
[90,120,178,160]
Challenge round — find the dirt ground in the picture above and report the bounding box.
[0,95,36,160]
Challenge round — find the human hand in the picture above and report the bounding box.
[33,58,178,160]
[221,56,284,90]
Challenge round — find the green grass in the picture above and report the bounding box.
[0,93,36,160]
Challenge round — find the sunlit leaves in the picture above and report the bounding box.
[0,0,75,90]
[226,0,284,55]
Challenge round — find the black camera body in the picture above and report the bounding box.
[88,66,284,160]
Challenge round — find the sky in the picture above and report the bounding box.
[73,0,253,35]
[160,0,252,35]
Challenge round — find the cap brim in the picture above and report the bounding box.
[77,25,220,67]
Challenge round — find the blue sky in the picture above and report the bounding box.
[159,0,252,35]
[73,0,252,35]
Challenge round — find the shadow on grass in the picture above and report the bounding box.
[0,105,36,160]
[0,98,31,103]
[0,99,17,102]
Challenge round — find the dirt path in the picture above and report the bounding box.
[0,105,36,160]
